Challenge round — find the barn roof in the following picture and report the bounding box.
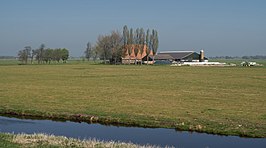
[155,51,194,60]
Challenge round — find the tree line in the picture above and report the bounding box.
[84,25,159,64]
[0,56,16,59]
[17,26,158,65]
[18,44,69,64]
[122,25,159,57]
[209,55,266,60]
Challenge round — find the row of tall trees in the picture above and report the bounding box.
[122,25,159,56]
[18,44,69,64]
[84,25,159,64]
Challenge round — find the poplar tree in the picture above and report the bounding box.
[139,28,145,45]
[85,42,92,61]
[129,28,133,45]
[146,29,150,47]
[151,29,159,63]
[39,44,45,64]
[146,29,150,64]
[152,30,159,55]
[122,25,129,46]
[128,28,134,63]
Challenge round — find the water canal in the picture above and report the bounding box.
[0,116,265,148]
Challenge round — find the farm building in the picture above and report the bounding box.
[155,50,208,64]
[122,44,154,64]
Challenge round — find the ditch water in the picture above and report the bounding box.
[0,116,265,148]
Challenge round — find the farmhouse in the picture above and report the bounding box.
[155,50,208,64]
[122,44,154,64]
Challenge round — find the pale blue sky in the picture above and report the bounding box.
[0,0,265,57]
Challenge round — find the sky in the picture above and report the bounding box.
[0,0,266,57]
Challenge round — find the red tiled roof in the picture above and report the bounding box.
[122,44,151,60]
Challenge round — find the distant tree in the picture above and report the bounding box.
[34,49,40,64]
[242,56,250,59]
[146,29,150,64]
[39,44,45,64]
[95,31,123,64]
[139,28,145,45]
[18,46,31,64]
[61,48,69,63]
[34,44,45,64]
[135,28,140,44]
[92,46,99,62]
[152,30,159,54]
[139,28,145,64]
[145,29,150,47]
[24,46,31,64]
[129,28,134,45]
[123,25,129,46]
[53,48,62,63]
[150,29,159,63]
[18,50,26,64]
[43,48,53,64]
[85,42,92,61]
[95,35,112,64]
[31,49,35,64]
[110,31,122,64]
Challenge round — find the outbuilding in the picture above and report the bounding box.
[155,50,208,63]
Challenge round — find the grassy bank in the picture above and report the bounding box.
[0,133,19,148]
[0,133,160,148]
[0,62,266,137]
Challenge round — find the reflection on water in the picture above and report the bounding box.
[0,116,265,148]
[0,117,35,125]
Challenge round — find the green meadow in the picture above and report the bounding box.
[0,61,266,137]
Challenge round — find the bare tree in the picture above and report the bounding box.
[31,49,35,64]
[18,46,31,64]
[96,35,111,64]
[95,31,122,64]
[34,44,45,64]
[92,46,99,62]
[24,46,31,64]
[110,31,122,64]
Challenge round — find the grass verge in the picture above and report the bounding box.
[0,133,164,148]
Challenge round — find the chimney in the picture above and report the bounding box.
[200,50,204,62]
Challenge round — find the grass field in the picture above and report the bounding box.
[0,61,266,137]
[0,59,19,65]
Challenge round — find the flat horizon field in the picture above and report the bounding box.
[0,61,265,137]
